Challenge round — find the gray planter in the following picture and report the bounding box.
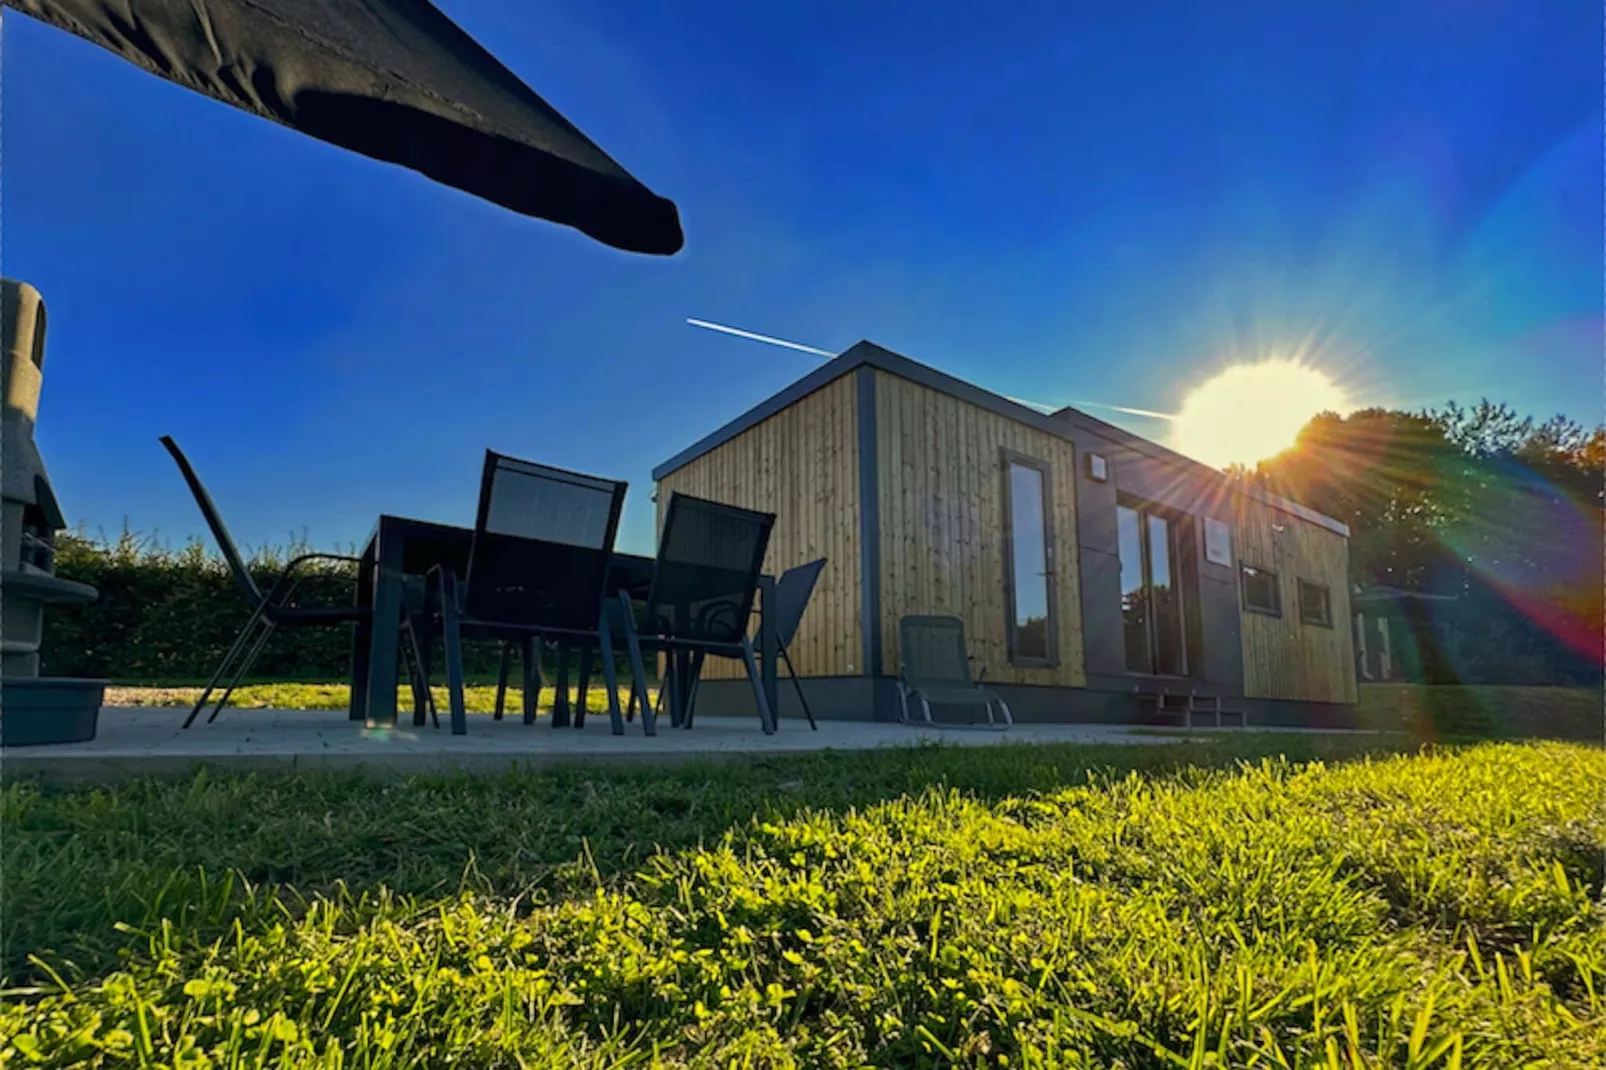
[1,677,105,746]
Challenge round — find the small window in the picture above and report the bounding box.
[1241,564,1281,616]
[1298,580,1333,628]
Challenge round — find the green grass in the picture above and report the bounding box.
[103,682,656,716]
[106,682,1604,742]
[3,739,1603,1067]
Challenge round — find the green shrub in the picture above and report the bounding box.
[46,530,528,681]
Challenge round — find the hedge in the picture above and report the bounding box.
[43,531,516,682]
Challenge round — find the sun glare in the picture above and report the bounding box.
[1172,361,1349,470]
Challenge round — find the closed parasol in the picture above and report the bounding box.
[5,0,684,254]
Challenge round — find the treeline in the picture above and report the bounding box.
[1244,400,1604,686]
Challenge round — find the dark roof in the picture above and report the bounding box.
[652,340,1351,537]
[16,0,682,255]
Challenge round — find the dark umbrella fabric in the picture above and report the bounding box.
[7,0,684,255]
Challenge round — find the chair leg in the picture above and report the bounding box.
[618,592,656,737]
[919,695,935,726]
[552,642,573,728]
[415,625,436,727]
[494,643,512,721]
[405,628,426,728]
[205,617,277,724]
[995,698,1014,727]
[683,650,706,729]
[598,614,625,736]
[184,603,269,728]
[573,645,594,729]
[780,647,817,730]
[402,620,439,730]
[521,637,540,725]
[740,636,776,735]
[665,652,685,729]
[655,669,670,721]
[439,572,467,736]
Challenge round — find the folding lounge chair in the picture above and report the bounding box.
[896,615,1013,729]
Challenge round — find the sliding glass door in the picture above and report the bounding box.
[1117,501,1187,676]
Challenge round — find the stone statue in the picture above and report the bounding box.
[2,278,106,744]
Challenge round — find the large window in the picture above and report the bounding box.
[1118,501,1187,676]
[1003,451,1055,665]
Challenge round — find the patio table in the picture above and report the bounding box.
[348,515,778,727]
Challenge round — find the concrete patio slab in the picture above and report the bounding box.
[0,707,1375,785]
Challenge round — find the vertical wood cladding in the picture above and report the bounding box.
[873,370,1087,687]
[654,373,862,679]
[1235,496,1358,703]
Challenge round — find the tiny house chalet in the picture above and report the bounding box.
[653,341,1358,726]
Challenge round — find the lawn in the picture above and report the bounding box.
[103,681,1604,741]
[102,682,655,717]
[3,738,1602,1067]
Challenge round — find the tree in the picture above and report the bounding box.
[1250,400,1603,685]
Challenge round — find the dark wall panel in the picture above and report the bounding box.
[1071,433,1245,694]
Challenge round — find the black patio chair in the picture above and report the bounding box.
[771,557,826,730]
[896,615,1013,730]
[616,492,776,735]
[422,451,633,736]
[677,556,826,731]
[159,436,434,729]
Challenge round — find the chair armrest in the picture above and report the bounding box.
[288,552,364,566]
[263,552,363,605]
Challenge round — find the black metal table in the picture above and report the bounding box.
[348,514,778,728]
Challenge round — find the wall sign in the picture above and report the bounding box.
[1086,453,1109,482]
[1204,518,1232,566]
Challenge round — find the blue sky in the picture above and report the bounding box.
[6,0,1599,555]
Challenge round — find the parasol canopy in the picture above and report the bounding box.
[6,0,684,254]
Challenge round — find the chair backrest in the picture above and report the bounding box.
[772,558,827,649]
[159,436,263,604]
[646,492,775,644]
[463,451,627,632]
[899,615,976,687]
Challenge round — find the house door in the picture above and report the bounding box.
[1117,501,1189,676]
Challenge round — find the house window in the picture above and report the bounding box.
[1241,564,1281,616]
[1003,451,1056,665]
[1118,500,1187,675]
[1298,580,1333,627]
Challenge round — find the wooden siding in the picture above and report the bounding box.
[654,373,862,679]
[1235,496,1358,703]
[874,371,1087,687]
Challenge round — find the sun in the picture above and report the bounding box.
[1172,360,1349,469]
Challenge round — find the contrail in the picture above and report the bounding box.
[687,319,1177,422]
[686,318,834,357]
[1067,400,1178,422]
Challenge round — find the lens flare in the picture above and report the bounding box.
[1173,361,1350,469]
[1434,458,1604,663]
